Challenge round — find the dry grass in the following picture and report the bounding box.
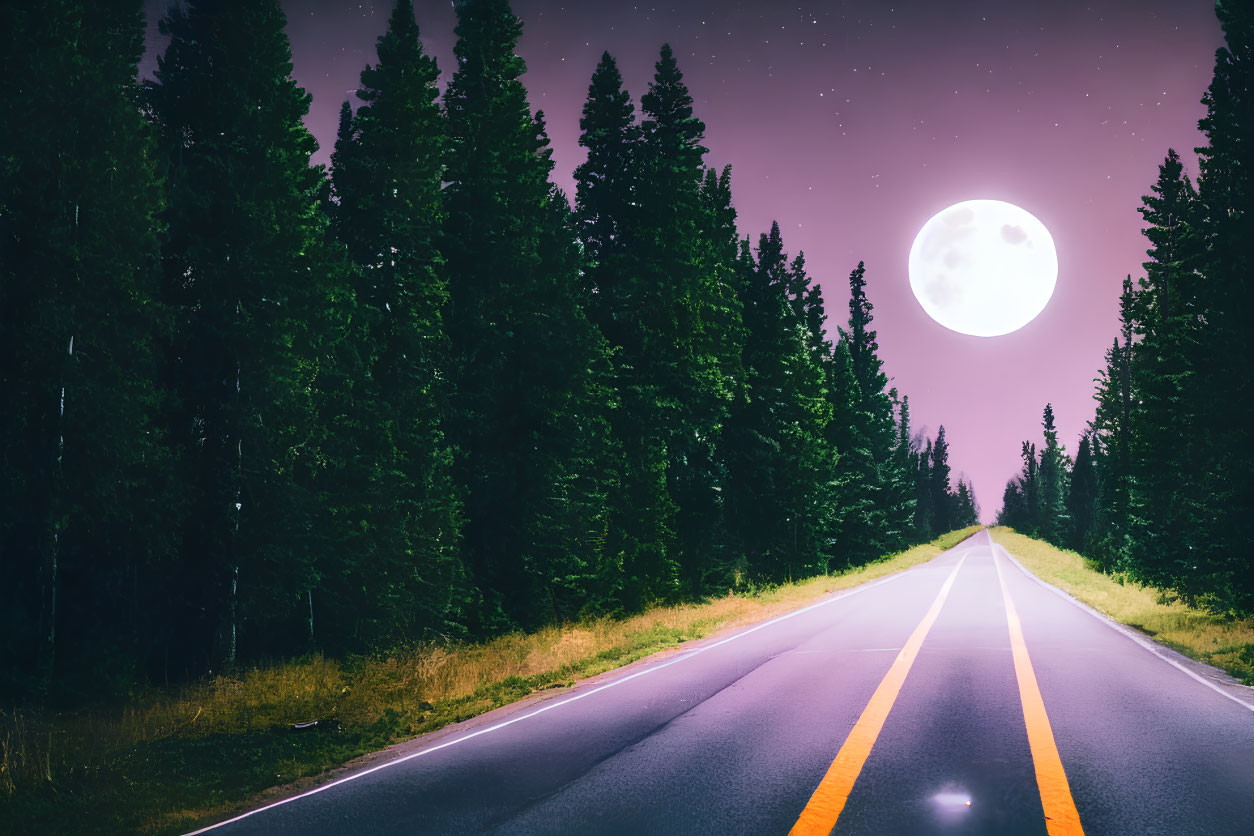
[2,526,982,832]
[990,527,1254,684]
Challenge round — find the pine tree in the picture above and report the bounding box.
[635,44,743,598]
[147,0,337,666]
[681,164,748,593]
[1067,433,1099,552]
[844,263,892,451]
[1038,404,1067,544]
[321,0,464,648]
[929,426,954,534]
[997,478,1028,529]
[1125,150,1208,594]
[1193,5,1254,609]
[1090,276,1135,567]
[0,0,175,694]
[825,336,882,566]
[1020,441,1040,534]
[838,262,913,554]
[574,51,638,303]
[724,224,834,582]
[954,479,979,527]
[913,437,934,541]
[572,51,675,607]
[443,0,613,628]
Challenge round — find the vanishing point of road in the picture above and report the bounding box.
[197,530,1254,835]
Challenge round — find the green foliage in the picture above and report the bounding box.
[443,0,614,630]
[1066,433,1099,553]
[573,50,677,610]
[724,224,835,583]
[321,0,466,648]
[633,44,744,602]
[828,263,917,562]
[146,0,338,668]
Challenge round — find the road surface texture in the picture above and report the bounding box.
[198,531,1254,835]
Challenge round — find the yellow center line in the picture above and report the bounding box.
[994,549,1085,836]
[789,554,968,836]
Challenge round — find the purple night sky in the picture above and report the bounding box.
[144,1,1223,520]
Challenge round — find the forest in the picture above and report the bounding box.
[996,3,1254,615]
[0,0,978,702]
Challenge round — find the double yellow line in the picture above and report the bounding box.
[789,546,1083,835]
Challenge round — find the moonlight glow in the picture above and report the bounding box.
[908,200,1058,337]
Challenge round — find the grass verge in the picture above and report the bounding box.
[990,527,1254,686]
[1,526,981,834]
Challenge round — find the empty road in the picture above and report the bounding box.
[199,530,1254,835]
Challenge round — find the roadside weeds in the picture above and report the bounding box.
[989,527,1254,687]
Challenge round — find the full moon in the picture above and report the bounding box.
[908,199,1057,337]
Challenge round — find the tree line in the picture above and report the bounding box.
[997,1,1254,614]
[0,0,974,700]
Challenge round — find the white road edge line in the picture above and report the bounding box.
[990,535,1254,714]
[186,543,971,834]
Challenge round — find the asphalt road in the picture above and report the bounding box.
[200,531,1254,835]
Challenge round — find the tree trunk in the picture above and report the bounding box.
[37,333,73,694]
[217,355,242,671]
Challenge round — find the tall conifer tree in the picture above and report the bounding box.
[443,0,613,627]
[147,0,336,665]
[573,52,675,607]
[1090,276,1136,566]
[1126,151,1207,593]
[1038,403,1067,543]
[1067,433,1099,552]
[725,224,834,582]
[635,44,744,598]
[929,426,953,535]
[323,0,464,647]
[837,262,913,554]
[1194,6,1254,607]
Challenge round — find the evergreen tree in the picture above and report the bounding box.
[682,164,748,593]
[1038,403,1067,544]
[1090,276,1135,567]
[1019,440,1040,534]
[825,336,881,565]
[635,44,744,599]
[572,52,675,606]
[844,263,892,452]
[1067,433,1099,552]
[443,0,613,628]
[1124,150,1207,594]
[573,51,638,303]
[1194,1,1254,609]
[997,478,1028,530]
[929,426,954,534]
[322,0,464,648]
[725,224,834,582]
[913,436,934,541]
[0,0,175,695]
[795,254,831,359]
[838,262,914,553]
[893,395,932,544]
[954,479,979,527]
[146,0,337,666]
